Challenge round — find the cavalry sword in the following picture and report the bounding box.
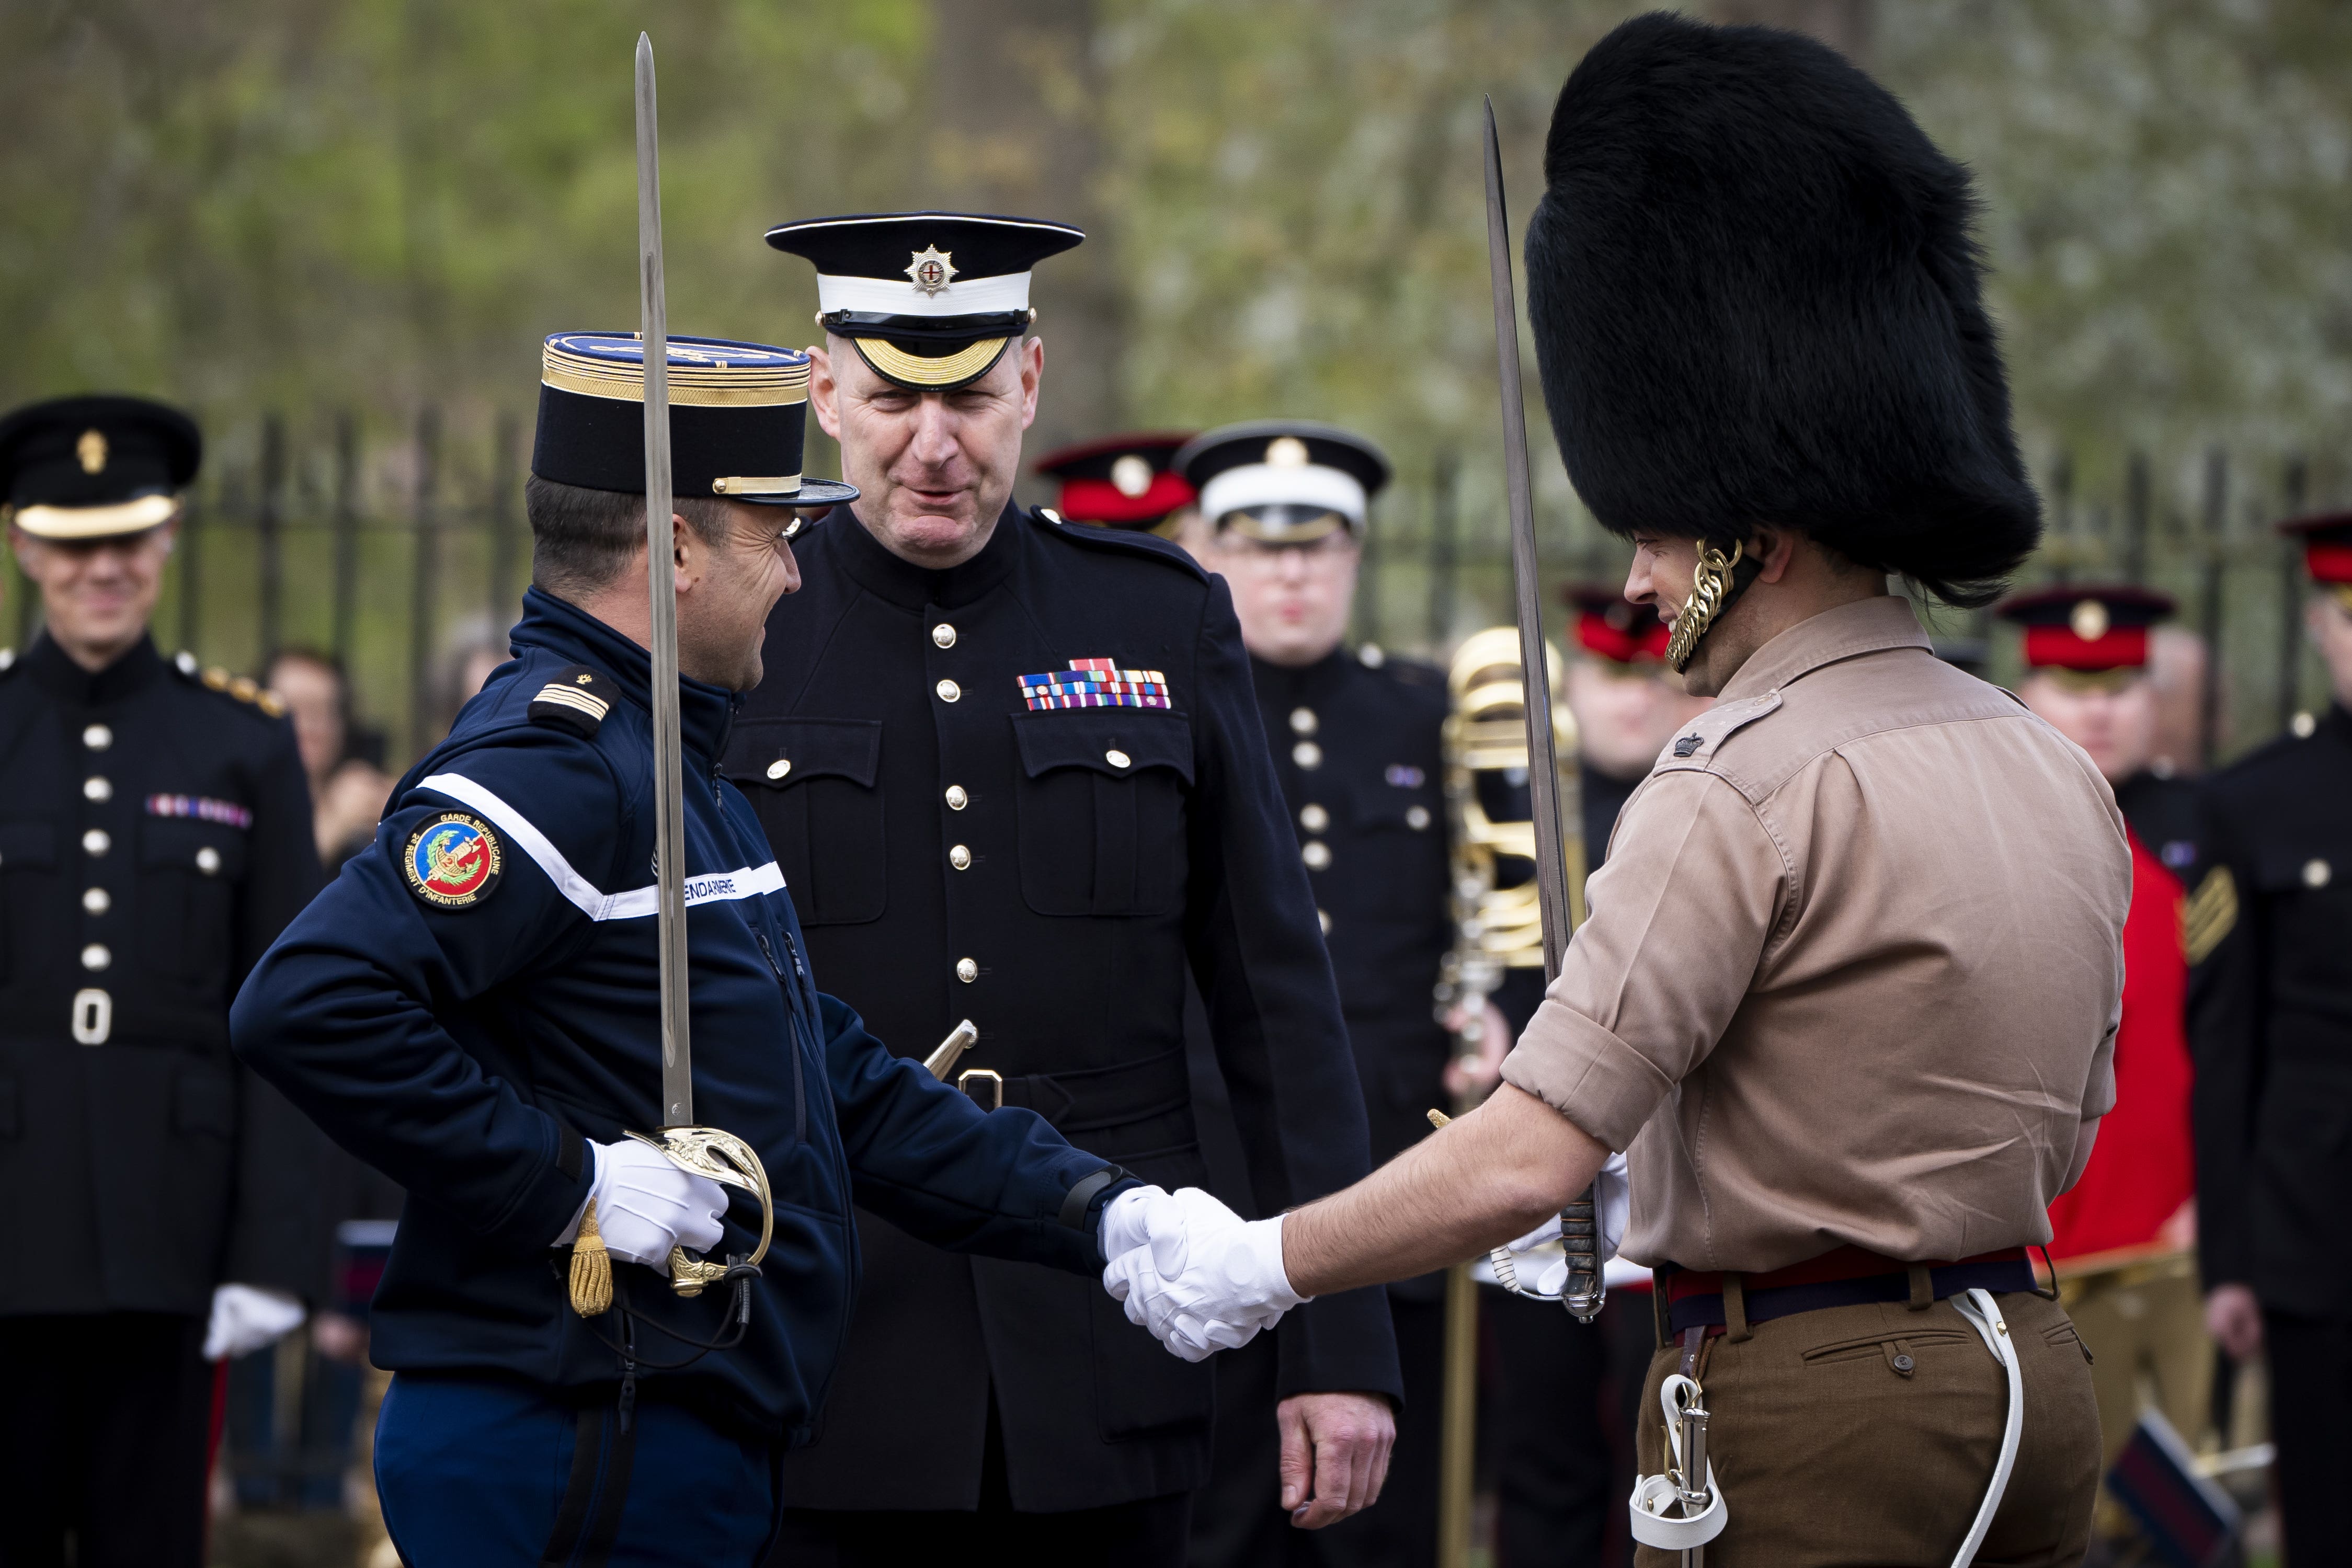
[631,32,772,1300]
[1482,96,1604,1325]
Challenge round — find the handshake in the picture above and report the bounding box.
[1100,1186,1307,1362]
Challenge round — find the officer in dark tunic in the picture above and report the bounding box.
[749,216,1401,1564]
[1164,421,1443,1568]
[2192,511,2352,1568]
[0,395,326,1568]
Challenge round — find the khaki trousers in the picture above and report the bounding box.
[1634,1292,2100,1567]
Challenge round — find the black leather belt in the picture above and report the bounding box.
[958,1044,1191,1135]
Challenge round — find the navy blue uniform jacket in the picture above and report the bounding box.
[232,589,1124,1441]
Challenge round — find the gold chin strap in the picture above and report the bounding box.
[1664,541,1744,674]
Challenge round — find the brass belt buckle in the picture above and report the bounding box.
[957,1068,1004,1111]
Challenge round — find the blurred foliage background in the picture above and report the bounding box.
[3,0,2348,759]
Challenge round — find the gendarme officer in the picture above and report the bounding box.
[232,335,1148,1566]
[0,395,326,1568]
[749,214,1401,1563]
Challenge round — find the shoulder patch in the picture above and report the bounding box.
[529,663,612,738]
[1033,506,1209,582]
[402,811,505,909]
[1657,691,1784,767]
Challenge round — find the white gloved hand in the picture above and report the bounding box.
[204,1284,307,1361]
[1101,1186,1309,1362]
[1501,1150,1631,1298]
[555,1138,727,1275]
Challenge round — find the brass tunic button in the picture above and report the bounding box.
[2292,711,2317,738]
[1105,749,1131,769]
[936,679,962,703]
[932,624,957,649]
[1289,707,1318,736]
[1406,805,1432,831]
[81,943,110,972]
[2305,858,2333,889]
[82,828,110,857]
[945,785,969,810]
[82,887,109,915]
[1292,741,1322,770]
[83,776,112,803]
[767,759,792,781]
[956,957,979,984]
[196,846,222,875]
[83,724,112,751]
[949,845,972,870]
[1299,804,1329,833]
[1302,841,1332,871]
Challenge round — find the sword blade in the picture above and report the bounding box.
[1484,96,1604,1324]
[637,33,692,1129]
[1482,97,1569,981]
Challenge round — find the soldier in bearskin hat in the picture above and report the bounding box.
[1101,15,2123,1562]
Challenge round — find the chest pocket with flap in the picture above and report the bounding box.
[723,718,886,926]
[0,821,57,986]
[1012,709,1193,918]
[139,818,248,987]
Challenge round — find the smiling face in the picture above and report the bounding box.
[810,334,1041,570]
[12,519,175,671]
[676,500,804,692]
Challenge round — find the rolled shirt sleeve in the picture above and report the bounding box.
[1500,769,1785,1152]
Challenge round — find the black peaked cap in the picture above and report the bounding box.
[1524,12,2040,607]
[0,394,200,509]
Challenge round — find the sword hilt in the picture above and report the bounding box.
[1560,1185,1605,1323]
[629,1126,774,1299]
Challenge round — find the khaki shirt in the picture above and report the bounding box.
[1501,596,2129,1272]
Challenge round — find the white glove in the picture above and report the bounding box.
[1101,1186,1309,1362]
[556,1138,727,1275]
[1500,1150,1631,1298]
[204,1284,307,1361]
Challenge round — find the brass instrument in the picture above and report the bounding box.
[1429,624,1584,1568]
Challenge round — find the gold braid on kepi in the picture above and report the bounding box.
[1665,540,1745,673]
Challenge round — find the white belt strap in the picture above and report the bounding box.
[1626,1287,2025,1567]
[1628,1374,1727,1555]
[1948,1287,2024,1568]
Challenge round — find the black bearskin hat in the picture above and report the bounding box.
[1524,13,2039,607]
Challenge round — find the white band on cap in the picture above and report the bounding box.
[1200,463,1367,528]
[816,271,1033,318]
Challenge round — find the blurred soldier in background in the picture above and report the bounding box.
[750,216,1400,1563]
[1997,587,2215,1504]
[1173,420,1437,1568]
[0,395,326,1567]
[1034,431,1201,546]
[2193,512,2352,1568]
[1458,585,1706,1568]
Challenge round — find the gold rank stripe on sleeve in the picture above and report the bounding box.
[533,683,612,723]
[2182,864,2239,966]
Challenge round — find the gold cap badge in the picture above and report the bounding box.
[1111,454,1154,497]
[76,429,107,475]
[2069,599,2110,643]
[905,245,957,296]
[1265,436,1310,467]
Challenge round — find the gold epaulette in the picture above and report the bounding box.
[199,665,288,718]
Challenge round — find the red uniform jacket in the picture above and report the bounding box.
[2047,826,2195,1257]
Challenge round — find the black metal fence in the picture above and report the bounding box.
[9,413,2336,774]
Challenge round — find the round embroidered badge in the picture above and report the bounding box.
[402,812,504,909]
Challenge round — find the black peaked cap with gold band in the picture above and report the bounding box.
[1174,421,1391,546]
[764,212,1083,392]
[531,333,857,518]
[0,394,200,541]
